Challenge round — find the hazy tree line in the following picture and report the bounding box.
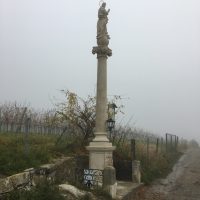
[0,102,63,134]
[0,103,55,124]
[0,90,168,144]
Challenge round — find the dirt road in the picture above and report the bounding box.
[138,147,200,200]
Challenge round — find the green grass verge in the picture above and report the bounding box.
[0,133,83,176]
[0,133,55,175]
[140,152,182,184]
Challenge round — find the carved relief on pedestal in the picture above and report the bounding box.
[105,152,113,166]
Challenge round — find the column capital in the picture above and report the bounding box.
[92,46,112,58]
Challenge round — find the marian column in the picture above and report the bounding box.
[86,2,115,170]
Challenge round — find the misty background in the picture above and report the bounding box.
[0,0,200,142]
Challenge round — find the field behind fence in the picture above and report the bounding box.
[0,119,182,157]
[0,120,64,135]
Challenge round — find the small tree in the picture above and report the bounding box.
[56,90,96,142]
[56,90,124,143]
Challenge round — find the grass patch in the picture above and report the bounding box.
[0,133,55,175]
[140,152,182,184]
[0,132,184,187]
[0,133,84,176]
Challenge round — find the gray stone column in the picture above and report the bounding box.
[86,52,115,169]
[86,2,115,170]
[93,55,108,142]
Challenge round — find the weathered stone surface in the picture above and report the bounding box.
[132,160,141,184]
[0,172,31,194]
[103,166,116,185]
[59,183,86,198]
[0,157,77,195]
[33,157,76,183]
[97,2,110,46]
[92,46,112,57]
[87,146,115,170]
[103,166,117,198]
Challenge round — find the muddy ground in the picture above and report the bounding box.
[136,147,200,200]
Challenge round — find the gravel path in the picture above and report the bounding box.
[137,148,200,200]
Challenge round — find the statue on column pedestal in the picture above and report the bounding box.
[87,2,116,177]
[92,2,112,57]
[97,2,110,46]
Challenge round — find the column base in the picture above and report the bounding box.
[92,132,109,142]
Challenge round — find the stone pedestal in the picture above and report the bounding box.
[132,160,141,183]
[87,143,115,170]
[103,166,117,199]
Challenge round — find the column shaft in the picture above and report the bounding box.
[95,56,107,133]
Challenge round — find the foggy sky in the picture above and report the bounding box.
[0,0,200,142]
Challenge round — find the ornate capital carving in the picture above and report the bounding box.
[92,46,112,57]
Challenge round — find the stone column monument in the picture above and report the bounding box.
[86,2,115,170]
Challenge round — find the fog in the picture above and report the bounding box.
[0,0,200,142]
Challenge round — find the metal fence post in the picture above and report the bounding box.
[161,137,163,152]
[177,136,179,150]
[170,135,173,152]
[175,136,179,152]
[131,139,136,160]
[24,117,31,157]
[146,137,149,167]
[156,138,159,154]
[0,108,2,133]
[6,119,9,132]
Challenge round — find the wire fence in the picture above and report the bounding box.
[0,121,64,135]
[132,133,179,160]
[114,133,182,181]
